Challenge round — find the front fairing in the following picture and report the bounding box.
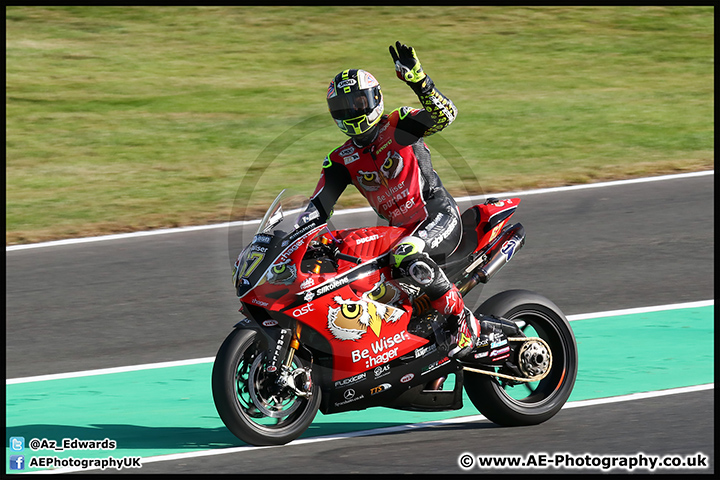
[232,190,324,301]
[232,191,436,387]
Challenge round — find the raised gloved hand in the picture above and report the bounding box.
[389,41,427,84]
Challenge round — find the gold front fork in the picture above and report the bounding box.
[284,322,302,368]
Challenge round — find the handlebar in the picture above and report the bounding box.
[313,239,363,265]
[334,251,363,264]
[329,245,362,264]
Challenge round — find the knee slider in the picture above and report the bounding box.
[407,257,436,286]
[391,236,426,269]
[391,236,450,298]
[392,237,432,285]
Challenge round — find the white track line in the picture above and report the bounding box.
[566,299,714,321]
[5,357,216,385]
[6,299,713,385]
[6,170,713,252]
[28,383,714,474]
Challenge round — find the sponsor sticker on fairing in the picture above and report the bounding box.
[253,234,272,244]
[373,364,390,379]
[334,388,365,407]
[413,344,437,358]
[490,346,510,357]
[421,356,451,375]
[317,277,350,296]
[350,330,411,369]
[292,303,314,317]
[334,372,367,388]
[370,383,392,395]
[299,277,315,290]
[355,234,380,245]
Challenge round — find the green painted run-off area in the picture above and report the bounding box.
[5,305,714,472]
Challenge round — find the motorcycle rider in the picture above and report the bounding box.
[309,41,518,365]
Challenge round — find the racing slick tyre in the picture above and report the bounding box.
[212,327,321,445]
[463,290,578,426]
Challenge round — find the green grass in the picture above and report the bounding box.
[6,6,714,244]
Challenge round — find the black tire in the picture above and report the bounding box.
[211,328,321,445]
[464,290,578,426]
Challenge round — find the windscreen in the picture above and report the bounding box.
[232,190,321,298]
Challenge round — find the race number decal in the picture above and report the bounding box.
[238,252,265,279]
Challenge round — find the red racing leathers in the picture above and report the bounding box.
[310,76,466,318]
[313,107,435,227]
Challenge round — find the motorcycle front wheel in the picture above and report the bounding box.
[464,289,578,426]
[211,327,321,446]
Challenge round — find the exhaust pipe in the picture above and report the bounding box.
[466,224,526,284]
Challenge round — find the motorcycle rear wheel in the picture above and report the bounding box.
[464,289,578,426]
[212,327,321,446]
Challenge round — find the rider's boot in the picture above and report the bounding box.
[447,307,522,365]
[427,285,522,366]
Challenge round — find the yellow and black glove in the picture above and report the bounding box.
[389,41,427,85]
[389,40,458,136]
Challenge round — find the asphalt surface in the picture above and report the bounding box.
[121,389,715,474]
[5,172,714,473]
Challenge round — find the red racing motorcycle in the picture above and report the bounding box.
[213,190,578,446]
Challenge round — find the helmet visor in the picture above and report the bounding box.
[328,87,381,121]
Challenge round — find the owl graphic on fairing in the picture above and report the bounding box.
[266,259,297,285]
[326,276,404,341]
